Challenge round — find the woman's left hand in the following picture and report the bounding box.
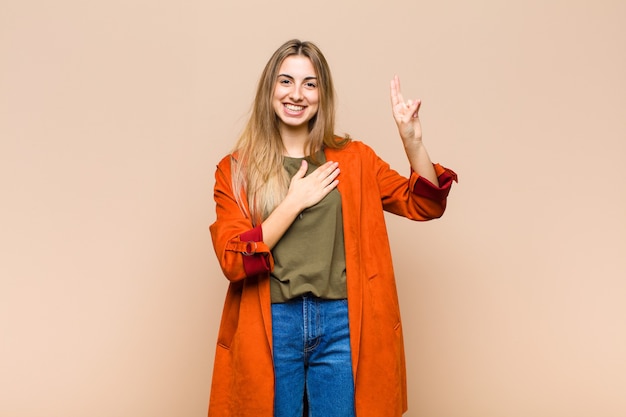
[390,75,439,185]
[390,75,422,145]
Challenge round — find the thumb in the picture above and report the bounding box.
[293,159,308,179]
[409,99,421,118]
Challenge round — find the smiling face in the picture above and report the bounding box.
[272,55,320,134]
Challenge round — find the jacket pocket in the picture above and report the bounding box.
[216,281,243,349]
[367,273,402,331]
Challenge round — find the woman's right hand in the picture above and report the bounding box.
[262,160,340,249]
[286,160,340,211]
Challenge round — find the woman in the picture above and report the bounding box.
[209,39,457,417]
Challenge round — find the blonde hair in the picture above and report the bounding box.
[231,39,349,224]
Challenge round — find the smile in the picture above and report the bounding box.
[284,104,305,111]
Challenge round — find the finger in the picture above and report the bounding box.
[395,75,406,104]
[391,75,406,107]
[322,166,340,185]
[315,161,338,178]
[324,179,339,192]
[390,77,399,106]
[396,89,406,109]
[293,159,308,179]
[411,99,422,118]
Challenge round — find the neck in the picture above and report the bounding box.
[280,125,309,157]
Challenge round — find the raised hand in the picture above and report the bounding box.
[390,75,423,145]
[390,75,440,185]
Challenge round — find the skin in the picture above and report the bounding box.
[390,75,439,186]
[272,55,320,157]
[262,59,438,249]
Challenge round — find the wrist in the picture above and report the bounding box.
[281,193,305,217]
[403,138,424,150]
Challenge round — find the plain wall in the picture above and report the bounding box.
[1,1,625,416]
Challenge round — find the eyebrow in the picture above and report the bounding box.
[277,74,318,81]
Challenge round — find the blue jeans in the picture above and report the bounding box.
[271,296,356,417]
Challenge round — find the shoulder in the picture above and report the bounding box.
[213,154,238,183]
[216,152,238,171]
[326,136,376,157]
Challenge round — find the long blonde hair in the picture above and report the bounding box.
[231,39,349,224]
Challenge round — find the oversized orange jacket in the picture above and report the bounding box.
[208,140,457,417]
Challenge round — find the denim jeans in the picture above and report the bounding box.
[271,296,356,417]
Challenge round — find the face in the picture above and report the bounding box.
[272,55,320,132]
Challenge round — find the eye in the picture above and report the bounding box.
[304,81,317,89]
[278,77,292,85]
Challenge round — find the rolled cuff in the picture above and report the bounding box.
[239,225,271,276]
[412,165,458,201]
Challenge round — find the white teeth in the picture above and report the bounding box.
[285,104,304,111]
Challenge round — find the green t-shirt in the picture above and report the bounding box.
[270,152,347,303]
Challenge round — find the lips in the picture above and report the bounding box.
[284,103,305,112]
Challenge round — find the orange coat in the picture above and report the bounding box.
[208,140,457,417]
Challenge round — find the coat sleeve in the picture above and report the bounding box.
[209,156,274,282]
[364,143,458,220]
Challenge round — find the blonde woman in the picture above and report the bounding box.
[209,39,457,417]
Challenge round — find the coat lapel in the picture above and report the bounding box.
[326,144,363,378]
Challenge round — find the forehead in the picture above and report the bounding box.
[277,55,317,77]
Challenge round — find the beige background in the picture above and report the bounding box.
[1,0,625,416]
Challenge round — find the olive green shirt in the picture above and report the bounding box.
[270,152,347,303]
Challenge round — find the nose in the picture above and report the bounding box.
[289,84,303,102]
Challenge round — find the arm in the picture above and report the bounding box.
[365,143,457,220]
[209,159,272,282]
[210,156,340,281]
